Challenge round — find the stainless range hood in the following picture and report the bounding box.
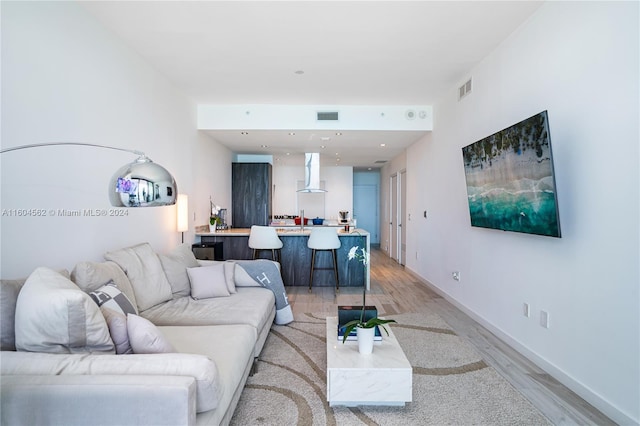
[297,152,327,193]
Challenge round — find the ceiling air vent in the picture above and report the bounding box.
[317,111,339,121]
[374,160,387,164]
[458,78,472,100]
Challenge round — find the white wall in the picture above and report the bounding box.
[399,2,639,423]
[0,1,232,278]
[272,164,353,221]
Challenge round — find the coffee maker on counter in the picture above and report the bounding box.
[338,210,350,224]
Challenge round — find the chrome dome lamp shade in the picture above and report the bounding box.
[1,142,178,207]
[109,154,177,207]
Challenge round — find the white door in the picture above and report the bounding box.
[399,170,407,265]
[390,174,398,262]
[353,184,379,244]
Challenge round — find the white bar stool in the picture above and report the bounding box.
[248,225,283,262]
[307,227,341,292]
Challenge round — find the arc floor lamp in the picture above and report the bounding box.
[0,142,177,207]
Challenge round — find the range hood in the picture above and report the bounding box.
[297,152,327,193]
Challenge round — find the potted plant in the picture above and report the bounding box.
[341,242,396,354]
[209,199,222,232]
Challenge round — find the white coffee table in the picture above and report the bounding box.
[326,316,412,407]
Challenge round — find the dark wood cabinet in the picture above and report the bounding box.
[232,163,272,228]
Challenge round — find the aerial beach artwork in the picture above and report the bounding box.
[462,111,561,238]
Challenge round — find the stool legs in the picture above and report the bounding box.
[253,248,281,262]
[309,249,316,292]
[309,249,339,292]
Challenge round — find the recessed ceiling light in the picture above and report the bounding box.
[320,145,326,149]
[294,70,304,75]
[335,152,339,156]
[320,137,330,141]
[380,143,386,147]
[286,152,290,156]
[241,131,249,135]
[261,144,268,148]
[335,132,342,136]
[288,132,296,136]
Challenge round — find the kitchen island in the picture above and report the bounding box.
[195,228,370,289]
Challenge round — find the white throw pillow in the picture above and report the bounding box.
[127,314,175,354]
[15,267,114,354]
[196,260,236,293]
[158,242,200,297]
[187,264,230,299]
[101,308,132,354]
[104,243,173,311]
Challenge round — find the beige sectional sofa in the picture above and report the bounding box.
[0,242,284,426]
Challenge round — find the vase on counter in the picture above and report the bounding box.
[209,224,217,233]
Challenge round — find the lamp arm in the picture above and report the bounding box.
[0,142,145,157]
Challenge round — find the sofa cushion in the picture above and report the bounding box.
[14,267,114,354]
[0,351,221,413]
[158,243,199,298]
[127,314,175,354]
[89,282,137,316]
[101,308,132,354]
[197,260,237,294]
[161,324,255,420]
[141,287,275,334]
[187,264,230,300]
[104,243,173,312]
[71,261,138,313]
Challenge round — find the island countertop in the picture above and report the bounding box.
[194,227,370,289]
[195,227,369,237]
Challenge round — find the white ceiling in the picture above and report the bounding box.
[81,1,543,169]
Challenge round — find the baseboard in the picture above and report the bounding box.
[404,266,637,426]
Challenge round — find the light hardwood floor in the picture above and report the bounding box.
[285,247,616,426]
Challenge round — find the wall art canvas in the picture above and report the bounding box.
[462,111,561,237]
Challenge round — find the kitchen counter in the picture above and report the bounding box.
[194,227,370,289]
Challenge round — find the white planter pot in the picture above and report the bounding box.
[209,224,217,233]
[357,327,375,354]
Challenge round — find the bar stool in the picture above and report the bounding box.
[248,225,283,262]
[308,227,341,292]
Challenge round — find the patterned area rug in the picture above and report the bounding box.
[230,312,550,425]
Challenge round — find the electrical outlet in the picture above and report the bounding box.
[540,310,549,328]
[452,271,460,281]
[523,303,530,318]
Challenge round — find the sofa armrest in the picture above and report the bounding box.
[0,374,196,426]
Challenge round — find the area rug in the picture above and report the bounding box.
[230,312,550,425]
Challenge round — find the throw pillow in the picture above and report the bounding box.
[101,308,132,354]
[196,260,236,293]
[14,267,114,354]
[127,314,175,354]
[89,282,137,316]
[0,278,26,351]
[186,264,230,299]
[158,242,199,297]
[71,261,138,312]
[104,243,173,312]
